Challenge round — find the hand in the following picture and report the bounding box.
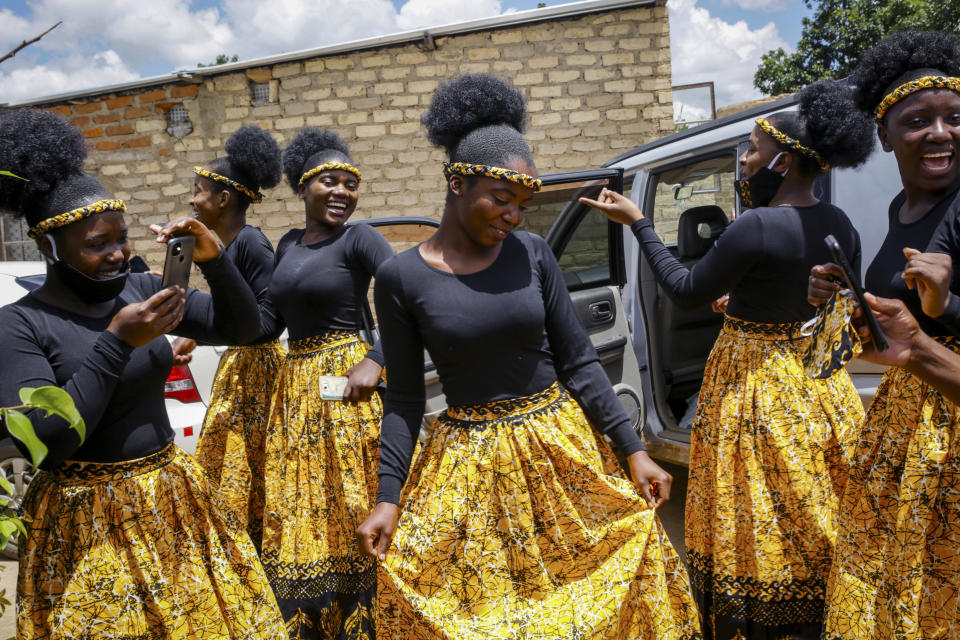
[902,248,953,318]
[855,293,923,368]
[808,263,844,306]
[150,217,222,263]
[626,450,672,509]
[107,286,186,348]
[711,294,730,314]
[171,337,197,365]
[343,357,383,403]
[357,502,400,561]
[578,188,645,225]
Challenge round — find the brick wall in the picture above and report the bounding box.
[30,2,671,267]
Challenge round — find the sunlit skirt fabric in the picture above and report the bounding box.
[261,331,381,640]
[17,444,287,639]
[378,382,702,639]
[686,316,863,639]
[196,340,287,550]
[824,338,960,640]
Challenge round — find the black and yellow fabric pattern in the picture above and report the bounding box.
[801,290,862,379]
[300,162,363,185]
[441,162,543,192]
[194,167,264,203]
[27,198,126,239]
[261,330,381,640]
[754,118,830,171]
[873,75,960,122]
[17,444,287,639]
[686,316,864,639]
[195,340,287,550]
[378,382,702,639]
[823,337,960,640]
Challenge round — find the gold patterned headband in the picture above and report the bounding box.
[755,118,830,171]
[299,162,362,185]
[874,75,960,122]
[194,167,263,204]
[442,162,542,192]
[28,199,127,239]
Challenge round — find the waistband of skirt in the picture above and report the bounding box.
[226,339,285,354]
[721,314,805,340]
[46,443,177,485]
[287,330,361,355]
[442,382,565,426]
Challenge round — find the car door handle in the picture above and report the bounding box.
[588,300,613,323]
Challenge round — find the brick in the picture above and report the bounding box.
[619,37,651,50]
[389,122,419,135]
[564,27,595,39]
[606,108,638,121]
[123,136,151,148]
[356,124,386,138]
[408,80,438,93]
[281,75,311,90]
[272,62,302,78]
[75,102,102,114]
[162,184,189,197]
[385,166,417,179]
[171,84,199,98]
[125,107,151,119]
[370,180,401,193]
[467,48,499,61]
[373,109,403,123]
[133,189,160,201]
[623,91,654,106]
[549,97,581,110]
[546,127,581,139]
[284,102,316,116]
[530,85,561,99]
[139,89,167,103]
[600,23,633,36]
[389,95,419,107]
[70,116,90,127]
[602,53,634,65]
[275,116,305,130]
[225,106,249,119]
[96,140,123,151]
[347,70,377,83]
[415,65,447,78]
[539,142,569,155]
[49,105,72,116]
[548,70,579,83]
[585,68,616,82]
[566,54,597,67]
[350,97,382,110]
[586,94,619,108]
[84,127,103,138]
[604,79,636,93]
[361,53,392,68]
[460,63,490,73]
[528,56,559,69]
[526,99,544,112]
[381,67,411,80]
[106,96,134,109]
[531,112,562,127]
[525,26,558,42]
[335,85,367,98]
[304,59,325,74]
[493,60,523,72]
[135,119,165,133]
[338,112,368,125]
[514,72,544,86]
[569,109,601,124]
[621,64,655,78]
[302,88,333,101]
[491,30,523,45]
[101,164,129,176]
[387,193,418,206]
[106,124,134,136]
[395,52,428,65]
[246,68,272,83]
[306,114,335,126]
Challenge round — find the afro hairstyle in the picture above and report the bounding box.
[422,73,533,167]
[282,128,352,193]
[851,30,960,116]
[207,126,282,206]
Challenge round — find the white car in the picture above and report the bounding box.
[0,261,219,557]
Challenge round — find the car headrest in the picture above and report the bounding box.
[677,205,729,259]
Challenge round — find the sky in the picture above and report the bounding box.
[0,0,812,107]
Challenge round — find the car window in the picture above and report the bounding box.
[1,217,41,261]
[649,152,738,245]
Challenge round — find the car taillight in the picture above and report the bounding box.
[164,365,202,403]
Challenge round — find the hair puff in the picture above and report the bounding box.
[0,108,87,220]
[851,30,960,115]
[224,125,282,191]
[282,128,351,192]
[798,80,875,169]
[422,74,527,154]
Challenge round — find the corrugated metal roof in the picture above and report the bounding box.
[3,0,658,108]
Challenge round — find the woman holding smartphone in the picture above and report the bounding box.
[582,80,875,639]
[0,109,286,638]
[259,128,392,638]
[190,125,285,550]
[806,30,960,639]
[357,73,700,640]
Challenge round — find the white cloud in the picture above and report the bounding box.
[0,50,139,103]
[669,0,790,107]
[719,0,787,10]
[396,0,506,31]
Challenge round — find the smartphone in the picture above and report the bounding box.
[319,375,349,400]
[160,236,195,290]
[824,234,888,351]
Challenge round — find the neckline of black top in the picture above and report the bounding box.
[26,290,124,321]
[414,239,508,279]
[296,225,349,248]
[892,186,960,228]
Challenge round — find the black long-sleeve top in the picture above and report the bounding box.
[374,231,646,505]
[224,224,281,344]
[631,202,861,323]
[868,188,960,337]
[267,224,392,363]
[0,253,260,470]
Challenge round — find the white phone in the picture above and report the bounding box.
[319,375,349,400]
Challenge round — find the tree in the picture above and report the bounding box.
[198,54,239,68]
[754,0,960,95]
[0,22,61,66]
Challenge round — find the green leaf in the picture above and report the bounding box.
[0,519,17,551]
[0,475,12,496]
[2,409,47,467]
[21,386,85,443]
[0,171,27,181]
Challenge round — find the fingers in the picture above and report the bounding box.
[655,471,672,506]
[902,247,921,259]
[578,196,612,212]
[357,525,379,559]
[375,529,393,562]
[635,477,654,509]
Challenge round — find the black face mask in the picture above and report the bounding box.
[46,237,129,304]
[735,152,787,209]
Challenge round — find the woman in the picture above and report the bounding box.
[0,109,286,638]
[806,30,960,640]
[582,80,875,639]
[357,73,700,640]
[191,125,285,550]
[260,128,392,638]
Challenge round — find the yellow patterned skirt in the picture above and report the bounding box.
[195,340,286,550]
[17,443,287,639]
[824,337,960,640]
[686,316,864,639]
[261,330,381,640]
[378,382,702,639]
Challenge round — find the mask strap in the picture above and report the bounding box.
[44,234,60,265]
[766,151,786,174]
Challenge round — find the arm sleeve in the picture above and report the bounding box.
[536,238,645,456]
[925,207,960,336]
[0,314,134,467]
[137,252,260,345]
[353,225,395,366]
[236,229,283,342]
[630,215,761,310]
[373,258,426,505]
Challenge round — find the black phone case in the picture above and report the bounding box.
[824,234,888,351]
